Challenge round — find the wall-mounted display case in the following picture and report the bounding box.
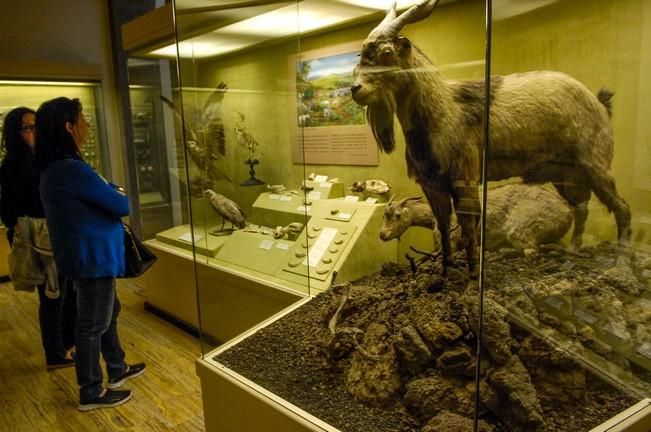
[0,80,111,278]
[0,80,110,172]
[129,0,651,430]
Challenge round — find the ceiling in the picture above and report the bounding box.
[140,0,559,59]
[150,0,446,59]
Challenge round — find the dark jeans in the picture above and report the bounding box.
[36,277,76,363]
[8,228,76,362]
[74,277,127,403]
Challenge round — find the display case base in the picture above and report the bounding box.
[197,300,651,432]
[142,240,303,344]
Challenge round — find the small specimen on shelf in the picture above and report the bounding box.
[267,184,287,194]
[350,179,392,195]
[203,189,246,232]
[272,222,305,240]
[351,0,631,277]
[234,110,265,186]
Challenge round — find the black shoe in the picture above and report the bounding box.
[78,389,132,412]
[46,357,75,370]
[107,363,146,389]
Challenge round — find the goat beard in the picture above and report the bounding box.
[366,96,397,153]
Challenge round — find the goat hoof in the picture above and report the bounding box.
[467,265,479,280]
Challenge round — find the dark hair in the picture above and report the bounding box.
[1,107,36,162]
[34,97,82,170]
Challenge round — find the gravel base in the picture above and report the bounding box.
[215,242,646,431]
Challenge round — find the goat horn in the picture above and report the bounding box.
[371,0,440,39]
[387,194,396,205]
[377,1,398,30]
[397,196,423,206]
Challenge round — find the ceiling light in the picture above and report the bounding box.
[336,0,422,10]
[219,2,369,37]
[151,36,261,58]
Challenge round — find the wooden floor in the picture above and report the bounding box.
[0,278,205,431]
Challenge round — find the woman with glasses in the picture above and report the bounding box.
[0,106,76,369]
[35,97,145,411]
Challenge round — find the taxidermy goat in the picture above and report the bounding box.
[160,82,230,192]
[380,184,572,251]
[351,0,631,277]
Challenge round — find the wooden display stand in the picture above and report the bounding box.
[142,240,303,344]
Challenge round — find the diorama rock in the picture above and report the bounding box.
[216,241,645,432]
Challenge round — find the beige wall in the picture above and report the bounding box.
[0,0,126,186]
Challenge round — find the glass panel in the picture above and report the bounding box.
[171,1,494,431]
[127,58,181,240]
[0,80,110,173]
[171,0,310,357]
[484,0,651,430]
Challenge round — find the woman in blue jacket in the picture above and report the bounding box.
[35,97,145,411]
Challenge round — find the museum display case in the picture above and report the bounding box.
[126,58,180,240]
[0,80,110,173]
[129,0,651,430]
[0,80,111,281]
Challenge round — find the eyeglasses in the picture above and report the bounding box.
[19,124,36,133]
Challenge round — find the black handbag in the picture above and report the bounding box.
[122,223,157,278]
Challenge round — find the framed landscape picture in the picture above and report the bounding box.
[290,41,378,166]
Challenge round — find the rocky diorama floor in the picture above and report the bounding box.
[216,242,648,432]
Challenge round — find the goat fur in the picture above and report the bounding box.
[351,0,631,276]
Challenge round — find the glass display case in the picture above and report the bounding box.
[137,0,651,430]
[0,80,110,172]
[126,58,181,240]
[0,80,111,280]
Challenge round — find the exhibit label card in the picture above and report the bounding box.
[179,232,203,243]
[345,195,359,202]
[259,239,274,250]
[303,227,337,267]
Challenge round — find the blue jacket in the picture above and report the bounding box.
[40,159,130,279]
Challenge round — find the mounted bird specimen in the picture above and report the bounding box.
[203,188,246,232]
[234,109,261,161]
[160,82,230,194]
[234,109,265,186]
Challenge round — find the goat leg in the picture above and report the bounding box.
[452,180,481,279]
[405,253,418,274]
[421,185,453,276]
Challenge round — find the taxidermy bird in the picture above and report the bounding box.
[203,189,246,231]
[234,110,261,161]
[160,82,230,192]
